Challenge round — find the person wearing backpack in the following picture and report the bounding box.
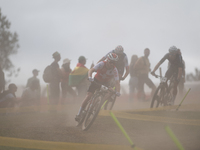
[60,58,76,104]
[129,55,138,102]
[45,52,62,105]
[134,48,156,101]
[0,83,18,108]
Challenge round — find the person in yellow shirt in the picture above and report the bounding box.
[134,48,156,101]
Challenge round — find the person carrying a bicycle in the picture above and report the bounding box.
[75,53,121,121]
[97,45,129,81]
[151,46,183,105]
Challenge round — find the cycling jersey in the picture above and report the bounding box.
[93,61,119,83]
[159,53,183,81]
[159,53,183,69]
[103,50,128,75]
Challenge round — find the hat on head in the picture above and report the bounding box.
[32,69,39,73]
[52,51,60,58]
[63,58,71,64]
[78,56,87,62]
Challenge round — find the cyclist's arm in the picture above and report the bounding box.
[88,68,96,78]
[115,80,120,93]
[121,66,129,80]
[152,54,167,74]
[121,56,129,80]
[97,50,113,64]
[97,57,106,64]
[151,62,161,74]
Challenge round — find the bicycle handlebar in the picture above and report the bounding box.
[91,80,116,94]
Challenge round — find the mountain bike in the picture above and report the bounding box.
[150,73,176,108]
[76,81,116,131]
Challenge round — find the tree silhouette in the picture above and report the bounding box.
[0,8,20,82]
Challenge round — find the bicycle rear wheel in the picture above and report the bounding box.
[150,85,164,108]
[82,95,103,131]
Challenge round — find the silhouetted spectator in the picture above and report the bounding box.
[69,56,89,101]
[26,69,41,105]
[60,58,76,104]
[129,55,138,102]
[49,52,62,105]
[0,83,18,108]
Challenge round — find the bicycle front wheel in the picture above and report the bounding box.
[104,95,116,110]
[150,85,164,108]
[82,95,103,131]
[76,101,90,127]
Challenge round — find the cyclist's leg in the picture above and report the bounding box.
[178,79,184,96]
[172,73,179,104]
[76,81,101,118]
[165,67,177,104]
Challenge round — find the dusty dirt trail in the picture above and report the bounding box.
[0,85,200,150]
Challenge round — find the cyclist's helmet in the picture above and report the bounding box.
[114,45,124,54]
[169,46,178,55]
[107,53,119,63]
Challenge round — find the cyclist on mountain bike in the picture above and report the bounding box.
[75,53,121,121]
[98,45,129,81]
[151,46,183,105]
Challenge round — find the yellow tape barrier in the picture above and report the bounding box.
[99,110,200,126]
[0,136,143,150]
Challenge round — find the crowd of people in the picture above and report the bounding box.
[0,45,186,109]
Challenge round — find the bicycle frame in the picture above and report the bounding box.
[151,73,177,108]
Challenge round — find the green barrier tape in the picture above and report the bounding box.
[165,126,185,150]
[110,111,136,149]
[176,88,191,111]
[101,87,115,110]
[46,84,49,104]
[101,100,108,110]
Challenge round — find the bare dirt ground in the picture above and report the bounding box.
[0,84,200,150]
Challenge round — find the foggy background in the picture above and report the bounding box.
[1,0,200,88]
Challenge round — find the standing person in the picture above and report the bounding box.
[60,58,76,104]
[0,83,18,108]
[49,52,62,105]
[98,45,129,81]
[151,46,183,105]
[129,55,138,102]
[26,69,41,105]
[134,48,156,101]
[0,64,5,93]
[68,56,89,101]
[75,53,121,121]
